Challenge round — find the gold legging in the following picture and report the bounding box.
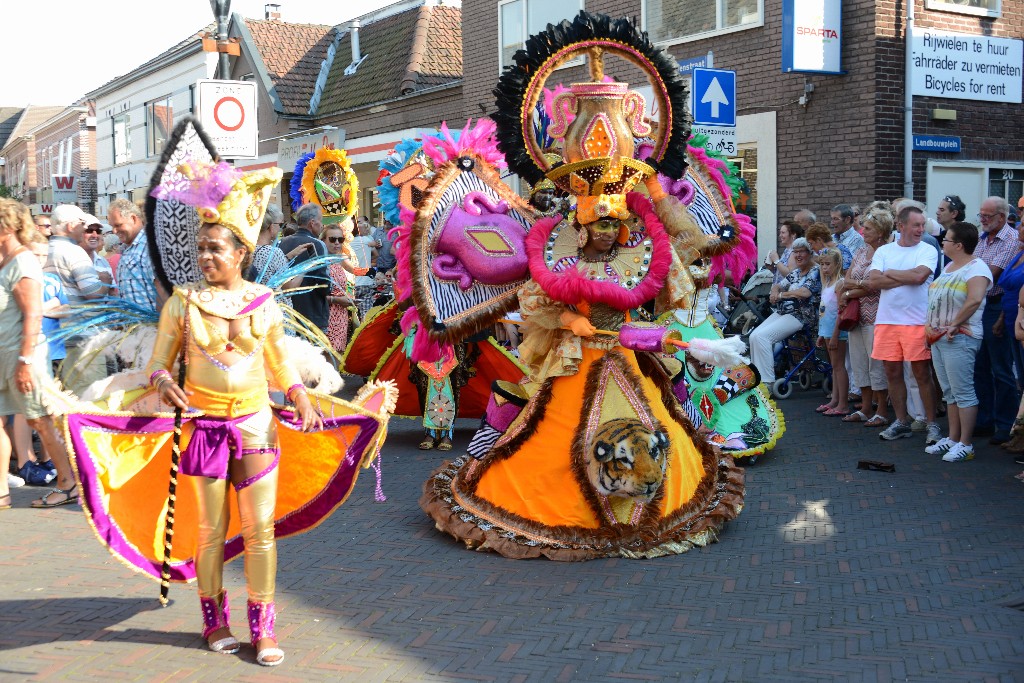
[191,451,279,603]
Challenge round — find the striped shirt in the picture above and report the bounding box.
[45,236,104,305]
[974,224,1020,298]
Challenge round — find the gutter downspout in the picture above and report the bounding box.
[903,0,915,199]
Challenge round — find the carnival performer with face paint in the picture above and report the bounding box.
[62,132,396,668]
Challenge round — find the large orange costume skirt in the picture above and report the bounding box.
[65,384,395,582]
[421,346,745,560]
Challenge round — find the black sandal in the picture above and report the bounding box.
[31,484,78,508]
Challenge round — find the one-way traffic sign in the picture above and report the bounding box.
[692,68,737,127]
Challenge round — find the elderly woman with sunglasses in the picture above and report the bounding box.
[749,237,822,386]
[322,222,357,353]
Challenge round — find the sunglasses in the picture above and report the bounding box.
[84,226,103,234]
[327,236,344,244]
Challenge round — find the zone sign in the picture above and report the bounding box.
[195,79,259,159]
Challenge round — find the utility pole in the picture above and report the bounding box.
[211,0,232,80]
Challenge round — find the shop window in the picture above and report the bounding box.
[113,114,131,165]
[498,0,584,71]
[925,0,1000,19]
[146,96,174,157]
[643,0,762,44]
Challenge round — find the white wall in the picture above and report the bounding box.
[94,50,217,215]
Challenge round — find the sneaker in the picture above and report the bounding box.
[942,443,975,462]
[910,419,927,432]
[925,436,954,455]
[19,461,57,486]
[7,472,25,488]
[880,420,914,441]
[925,422,942,446]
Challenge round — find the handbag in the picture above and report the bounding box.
[837,298,860,331]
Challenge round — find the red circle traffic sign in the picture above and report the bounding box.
[213,96,244,131]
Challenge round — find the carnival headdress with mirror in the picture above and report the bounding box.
[494,12,691,308]
[289,147,359,224]
[493,12,691,209]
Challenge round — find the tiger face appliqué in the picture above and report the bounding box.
[587,418,670,501]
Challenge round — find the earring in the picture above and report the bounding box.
[577,228,588,249]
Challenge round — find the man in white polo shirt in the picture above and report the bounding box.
[868,205,940,443]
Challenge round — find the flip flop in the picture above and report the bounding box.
[864,415,890,428]
[0,494,11,511]
[815,403,832,413]
[842,410,868,423]
[824,408,850,417]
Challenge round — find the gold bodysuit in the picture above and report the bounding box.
[146,281,303,602]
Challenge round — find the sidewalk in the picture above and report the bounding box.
[2,389,1023,682]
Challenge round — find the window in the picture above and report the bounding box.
[146,96,174,157]
[113,114,131,165]
[498,0,584,71]
[925,0,1000,18]
[643,0,762,45]
[988,168,1023,208]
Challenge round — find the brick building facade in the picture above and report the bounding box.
[0,105,96,213]
[460,0,1023,257]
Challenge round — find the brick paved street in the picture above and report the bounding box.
[2,386,1024,682]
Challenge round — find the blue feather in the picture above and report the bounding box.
[289,151,316,211]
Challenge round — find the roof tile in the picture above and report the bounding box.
[244,19,335,116]
[317,3,461,117]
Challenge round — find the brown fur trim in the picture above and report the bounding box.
[409,153,537,345]
[418,350,745,559]
[685,154,744,260]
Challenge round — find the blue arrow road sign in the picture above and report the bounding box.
[692,68,736,127]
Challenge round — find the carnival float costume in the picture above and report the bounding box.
[418,12,746,559]
[63,117,396,665]
[342,123,528,451]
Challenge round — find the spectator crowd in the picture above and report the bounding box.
[750,195,1024,468]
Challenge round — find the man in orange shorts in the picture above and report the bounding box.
[868,206,940,442]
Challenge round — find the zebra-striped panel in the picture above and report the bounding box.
[420,170,530,329]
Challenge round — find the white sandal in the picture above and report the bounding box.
[208,635,240,654]
[256,645,285,666]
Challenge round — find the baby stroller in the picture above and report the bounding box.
[770,325,832,400]
[725,268,774,339]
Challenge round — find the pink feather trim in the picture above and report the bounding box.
[525,193,673,310]
[399,306,451,363]
[686,144,758,281]
[391,205,416,301]
[422,119,506,169]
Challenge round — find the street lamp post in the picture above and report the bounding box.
[211,0,232,80]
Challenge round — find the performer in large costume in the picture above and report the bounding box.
[419,12,746,559]
[343,124,529,451]
[63,118,396,666]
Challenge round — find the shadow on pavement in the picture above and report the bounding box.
[0,597,191,652]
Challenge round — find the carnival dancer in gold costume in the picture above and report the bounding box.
[63,118,396,667]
